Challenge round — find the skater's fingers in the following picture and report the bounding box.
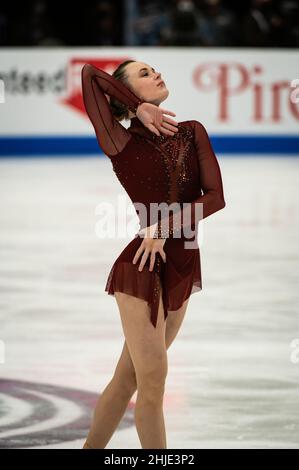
[132,244,144,265]
[160,109,176,117]
[162,115,179,127]
[159,120,178,134]
[138,248,150,272]
[148,123,160,136]
[149,250,157,272]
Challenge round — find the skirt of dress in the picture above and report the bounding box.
[104,234,202,328]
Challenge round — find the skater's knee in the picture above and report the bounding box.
[137,356,168,398]
[112,368,137,396]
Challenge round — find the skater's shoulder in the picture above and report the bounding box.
[178,119,205,135]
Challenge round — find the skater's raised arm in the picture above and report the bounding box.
[81,63,144,157]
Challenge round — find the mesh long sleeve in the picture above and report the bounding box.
[81,63,145,157]
[154,120,226,239]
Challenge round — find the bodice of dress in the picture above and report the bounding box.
[110,117,204,238]
[81,63,226,242]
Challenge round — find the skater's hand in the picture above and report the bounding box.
[133,223,166,272]
[136,102,179,137]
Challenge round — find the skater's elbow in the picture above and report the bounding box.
[219,195,226,210]
[81,63,95,82]
[218,195,226,214]
[209,189,226,210]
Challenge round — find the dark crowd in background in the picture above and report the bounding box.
[0,0,298,48]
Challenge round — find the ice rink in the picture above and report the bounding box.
[0,154,298,449]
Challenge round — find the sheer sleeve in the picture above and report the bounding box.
[81,63,145,157]
[154,120,226,239]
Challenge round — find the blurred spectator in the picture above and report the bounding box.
[279,0,299,46]
[88,0,121,46]
[133,1,170,46]
[159,0,203,46]
[241,0,285,47]
[52,0,122,46]
[196,0,239,47]
[31,0,64,46]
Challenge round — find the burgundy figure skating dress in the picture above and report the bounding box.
[81,63,226,328]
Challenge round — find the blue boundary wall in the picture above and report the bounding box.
[0,135,298,157]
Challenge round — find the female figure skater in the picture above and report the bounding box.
[81,60,225,449]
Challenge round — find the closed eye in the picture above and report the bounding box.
[140,67,156,77]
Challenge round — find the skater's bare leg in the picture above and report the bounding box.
[83,292,189,449]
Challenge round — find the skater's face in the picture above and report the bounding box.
[125,61,169,107]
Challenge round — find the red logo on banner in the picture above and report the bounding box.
[60,58,131,116]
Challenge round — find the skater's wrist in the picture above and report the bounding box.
[138,222,159,239]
